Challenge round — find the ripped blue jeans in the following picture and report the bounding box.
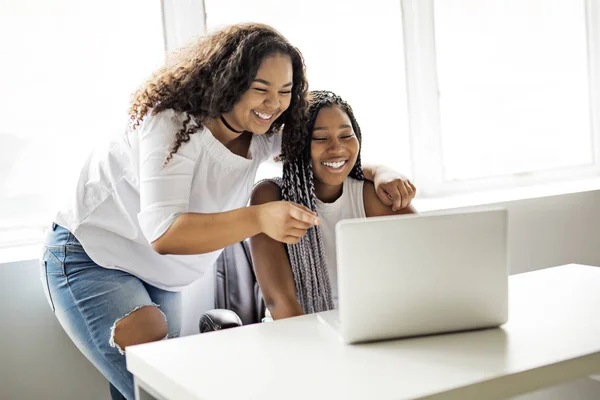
[40,223,181,400]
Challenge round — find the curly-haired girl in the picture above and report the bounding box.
[41,24,415,400]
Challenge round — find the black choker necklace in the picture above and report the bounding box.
[220,115,244,134]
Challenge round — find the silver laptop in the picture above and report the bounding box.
[318,208,508,344]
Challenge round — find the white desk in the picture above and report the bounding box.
[127,264,600,400]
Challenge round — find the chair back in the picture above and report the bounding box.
[214,241,265,325]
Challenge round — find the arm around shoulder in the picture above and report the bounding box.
[363,180,417,218]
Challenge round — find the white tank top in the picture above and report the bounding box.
[315,177,367,308]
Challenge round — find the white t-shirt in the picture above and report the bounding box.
[55,109,281,291]
[314,177,367,307]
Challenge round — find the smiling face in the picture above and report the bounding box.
[310,105,360,200]
[221,53,294,135]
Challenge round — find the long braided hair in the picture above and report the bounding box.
[279,90,364,313]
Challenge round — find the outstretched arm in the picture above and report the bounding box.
[138,110,318,255]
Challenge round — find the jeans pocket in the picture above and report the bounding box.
[43,246,66,276]
[39,256,55,313]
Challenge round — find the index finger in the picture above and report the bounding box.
[376,186,394,207]
[290,202,317,216]
[397,183,410,209]
[290,205,320,226]
[386,185,403,211]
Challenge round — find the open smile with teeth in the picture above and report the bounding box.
[321,160,347,169]
[253,110,275,120]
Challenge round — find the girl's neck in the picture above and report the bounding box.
[315,181,344,204]
[203,117,252,158]
[203,117,239,146]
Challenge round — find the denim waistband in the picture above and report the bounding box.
[44,223,82,248]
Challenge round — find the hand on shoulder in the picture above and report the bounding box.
[363,180,417,218]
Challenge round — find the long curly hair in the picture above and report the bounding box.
[128,23,309,162]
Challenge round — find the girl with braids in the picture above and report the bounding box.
[250,90,417,318]
[41,23,414,399]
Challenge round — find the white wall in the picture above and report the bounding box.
[0,258,215,400]
[1,259,108,399]
[1,189,600,400]
[436,188,600,275]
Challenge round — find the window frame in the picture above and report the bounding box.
[161,0,207,53]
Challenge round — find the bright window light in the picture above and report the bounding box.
[0,0,164,243]
[434,0,593,181]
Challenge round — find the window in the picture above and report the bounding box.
[4,0,600,247]
[205,0,600,195]
[0,0,164,246]
[204,0,412,182]
[404,0,600,195]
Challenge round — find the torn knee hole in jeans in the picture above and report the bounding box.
[108,304,168,355]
